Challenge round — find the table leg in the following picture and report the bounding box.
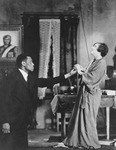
[106,107,110,140]
[61,112,65,139]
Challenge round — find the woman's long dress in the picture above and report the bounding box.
[63,58,107,149]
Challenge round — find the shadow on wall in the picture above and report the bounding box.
[105,48,116,90]
[113,47,116,70]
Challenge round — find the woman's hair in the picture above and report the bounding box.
[94,42,108,57]
[16,53,28,68]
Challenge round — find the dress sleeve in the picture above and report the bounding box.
[82,60,106,90]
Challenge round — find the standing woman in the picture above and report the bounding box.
[55,42,108,149]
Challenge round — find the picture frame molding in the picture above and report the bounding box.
[0,24,24,81]
[0,24,24,62]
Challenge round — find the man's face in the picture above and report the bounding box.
[23,56,34,72]
[4,37,11,46]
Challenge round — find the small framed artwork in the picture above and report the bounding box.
[0,24,23,61]
[0,25,23,81]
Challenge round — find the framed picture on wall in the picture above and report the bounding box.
[0,25,24,82]
[0,24,23,61]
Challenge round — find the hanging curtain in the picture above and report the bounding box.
[38,19,51,99]
[52,19,60,77]
[60,17,79,86]
[38,19,60,99]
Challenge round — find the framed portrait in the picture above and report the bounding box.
[0,24,23,61]
[0,25,23,82]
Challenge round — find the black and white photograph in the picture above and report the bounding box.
[0,1,116,150]
[0,25,23,60]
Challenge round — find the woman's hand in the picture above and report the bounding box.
[70,68,77,76]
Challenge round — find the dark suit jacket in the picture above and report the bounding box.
[0,69,65,149]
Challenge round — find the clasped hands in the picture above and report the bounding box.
[74,64,85,75]
[65,64,84,79]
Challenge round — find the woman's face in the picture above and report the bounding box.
[91,43,100,58]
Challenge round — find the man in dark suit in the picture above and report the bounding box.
[0,53,76,150]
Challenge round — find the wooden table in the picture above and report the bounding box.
[51,94,116,140]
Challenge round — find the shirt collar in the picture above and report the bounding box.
[18,69,28,82]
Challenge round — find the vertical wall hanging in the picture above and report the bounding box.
[38,19,60,99]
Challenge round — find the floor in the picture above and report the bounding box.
[28,128,116,150]
[28,106,116,149]
[28,129,61,148]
